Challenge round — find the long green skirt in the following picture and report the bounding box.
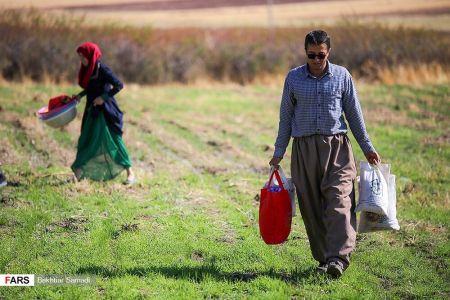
[71,109,132,181]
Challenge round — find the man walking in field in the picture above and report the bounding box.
[269,30,380,278]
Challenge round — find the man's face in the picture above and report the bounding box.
[305,43,329,74]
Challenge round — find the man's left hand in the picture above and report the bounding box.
[93,97,104,106]
[365,151,381,165]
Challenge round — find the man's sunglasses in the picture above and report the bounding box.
[307,53,327,60]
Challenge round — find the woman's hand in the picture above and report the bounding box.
[93,97,104,107]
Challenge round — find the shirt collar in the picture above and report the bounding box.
[303,61,334,79]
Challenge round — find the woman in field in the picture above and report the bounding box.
[71,42,135,184]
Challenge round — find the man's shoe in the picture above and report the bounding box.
[326,260,347,278]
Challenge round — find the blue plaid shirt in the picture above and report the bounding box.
[274,62,375,158]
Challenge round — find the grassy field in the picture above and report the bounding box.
[0,81,449,299]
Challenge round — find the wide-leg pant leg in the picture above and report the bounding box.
[319,135,357,265]
[291,135,357,265]
[291,136,327,264]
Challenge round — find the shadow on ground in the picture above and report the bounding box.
[77,264,325,284]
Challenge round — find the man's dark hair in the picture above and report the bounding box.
[304,30,331,50]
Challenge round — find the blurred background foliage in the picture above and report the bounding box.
[1,8,449,85]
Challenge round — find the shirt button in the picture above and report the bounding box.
[318,104,321,107]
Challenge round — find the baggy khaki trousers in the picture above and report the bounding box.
[291,134,357,265]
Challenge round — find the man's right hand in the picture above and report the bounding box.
[269,157,282,169]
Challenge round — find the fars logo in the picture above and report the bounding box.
[0,274,35,286]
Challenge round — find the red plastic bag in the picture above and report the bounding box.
[259,169,293,245]
[48,94,72,111]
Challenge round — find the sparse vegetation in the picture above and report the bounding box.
[0,9,449,85]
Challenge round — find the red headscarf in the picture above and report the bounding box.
[77,42,102,89]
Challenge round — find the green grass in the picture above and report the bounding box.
[0,82,449,299]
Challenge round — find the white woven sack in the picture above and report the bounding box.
[358,174,400,233]
[356,162,389,216]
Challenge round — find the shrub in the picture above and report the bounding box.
[0,9,449,85]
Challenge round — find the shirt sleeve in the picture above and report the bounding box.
[342,71,376,155]
[273,75,295,158]
[99,63,124,101]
